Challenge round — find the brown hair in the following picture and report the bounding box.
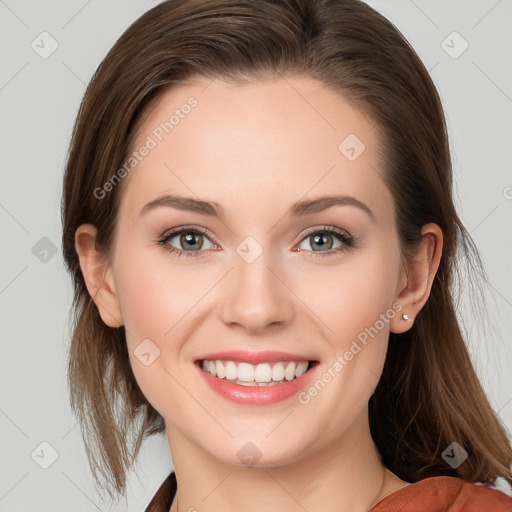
[61,0,512,502]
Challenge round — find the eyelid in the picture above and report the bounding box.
[158,224,217,244]
[298,225,350,240]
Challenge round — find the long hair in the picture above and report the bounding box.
[61,0,512,501]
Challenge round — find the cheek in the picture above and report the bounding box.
[298,243,400,348]
[292,250,399,437]
[113,247,207,343]
[115,268,169,341]
[112,250,202,415]
[112,246,219,394]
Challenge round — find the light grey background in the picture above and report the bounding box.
[1,1,511,511]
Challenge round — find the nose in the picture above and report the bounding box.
[219,248,294,334]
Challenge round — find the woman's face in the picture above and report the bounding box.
[108,76,407,466]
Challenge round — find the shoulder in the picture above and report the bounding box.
[372,476,512,512]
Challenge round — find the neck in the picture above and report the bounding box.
[166,409,398,512]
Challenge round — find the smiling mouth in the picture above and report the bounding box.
[197,359,319,387]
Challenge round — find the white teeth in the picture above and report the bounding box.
[238,362,255,382]
[284,362,295,381]
[254,363,272,383]
[200,359,311,385]
[272,363,285,381]
[225,361,238,380]
[295,361,309,378]
[216,360,226,379]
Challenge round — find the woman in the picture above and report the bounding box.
[61,0,512,510]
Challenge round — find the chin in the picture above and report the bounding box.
[206,437,311,469]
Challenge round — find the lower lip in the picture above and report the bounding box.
[196,362,318,405]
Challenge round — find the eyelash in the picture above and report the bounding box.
[156,225,356,259]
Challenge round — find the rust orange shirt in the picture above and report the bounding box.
[145,472,512,512]
[372,476,512,511]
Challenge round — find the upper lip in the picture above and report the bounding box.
[196,350,315,364]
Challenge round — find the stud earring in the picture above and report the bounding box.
[402,314,411,321]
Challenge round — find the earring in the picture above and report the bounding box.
[402,313,411,321]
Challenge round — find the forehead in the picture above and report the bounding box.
[119,76,391,224]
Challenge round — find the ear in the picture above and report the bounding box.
[74,224,123,328]
[390,223,443,334]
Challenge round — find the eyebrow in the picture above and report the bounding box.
[139,194,375,221]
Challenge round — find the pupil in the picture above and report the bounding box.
[312,233,333,251]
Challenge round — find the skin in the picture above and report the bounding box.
[75,76,443,512]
